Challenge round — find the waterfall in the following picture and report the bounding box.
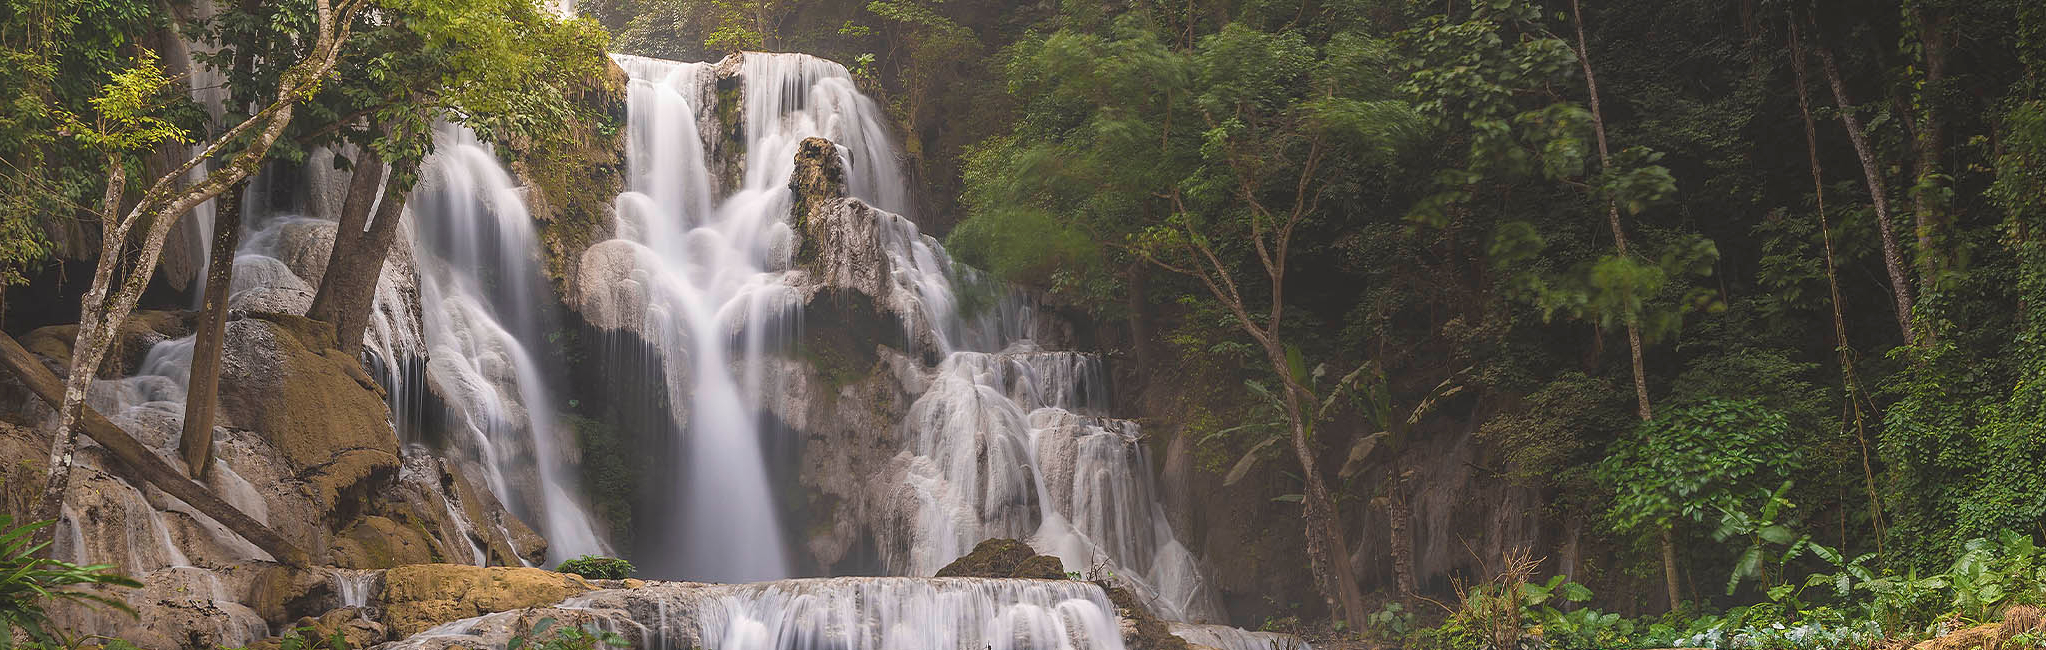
[405,126,609,563]
[100,124,610,567]
[386,576,1130,650]
[597,51,1220,623]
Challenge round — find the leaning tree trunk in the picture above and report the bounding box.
[1570,0,1672,609]
[178,181,247,478]
[2,333,309,565]
[1819,47,1917,344]
[307,154,416,356]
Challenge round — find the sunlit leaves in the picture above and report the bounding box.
[54,50,187,154]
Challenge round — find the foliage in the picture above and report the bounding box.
[0,0,169,295]
[508,617,630,650]
[1593,399,1796,541]
[0,517,141,649]
[554,554,635,580]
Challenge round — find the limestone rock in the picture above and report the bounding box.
[216,313,400,520]
[21,309,190,379]
[935,538,1071,580]
[1101,583,1194,650]
[331,515,439,569]
[377,564,597,637]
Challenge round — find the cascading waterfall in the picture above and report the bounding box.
[595,52,917,582]
[386,576,1130,650]
[404,126,608,563]
[106,124,611,567]
[597,50,1221,623]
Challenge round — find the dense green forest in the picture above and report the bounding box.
[7,0,2046,646]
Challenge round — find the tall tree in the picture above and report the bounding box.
[1818,46,1916,343]
[955,17,1422,628]
[44,0,366,529]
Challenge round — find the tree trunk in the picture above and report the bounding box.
[307,154,415,356]
[177,181,246,478]
[1271,344,1369,630]
[1791,25,1885,551]
[37,160,128,534]
[1571,1,1683,610]
[1660,524,1682,611]
[49,0,362,540]
[1907,6,1949,299]
[2,332,309,565]
[1819,47,1916,343]
[1568,0,1654,422]
[1387,473,1418,597]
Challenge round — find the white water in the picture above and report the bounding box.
[389,576,1128,650]
[1168,623,1313,650]
[592,52,911,581]
[690,578,1125,650]
[595,51,1220,623]
[888,346,1220,621]
[406,126,609,563]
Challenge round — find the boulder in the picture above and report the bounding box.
[20,309,190,379]
[1101,582,1194,650]
[377,564,598,637]
[330,515,439,569]
[936,538,1070,580]
[215,313,400,523]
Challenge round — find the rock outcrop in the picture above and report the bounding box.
[935,537,1069,580]
[500,58,629,298]
[0,306,552,648]
[217,313,398,521]
[378,564,599,637]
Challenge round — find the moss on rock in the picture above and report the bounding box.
[935,538,1069,580]
[1099,582,1195,650]
[378,564,598,637]
[499,58,629,297]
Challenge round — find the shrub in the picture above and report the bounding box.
[508,617,629,650]
[554,555,634,580]
[0,516,142,647]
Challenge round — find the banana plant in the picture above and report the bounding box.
[1714,480,1809,597]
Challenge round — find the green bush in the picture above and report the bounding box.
[554,555,634,580]
[508,617,628,650]
[0,516,141,648]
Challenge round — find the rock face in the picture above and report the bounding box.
[502,57,629,298]
[0,307,552,648]
[378,564,598,637]
[216,313,399,521]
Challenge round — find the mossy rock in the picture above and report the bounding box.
[935,538,1069,580]
[217,313,400,525]
[330,515,438,569]
[1099,582,1194,650]
[377,564,598,637]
